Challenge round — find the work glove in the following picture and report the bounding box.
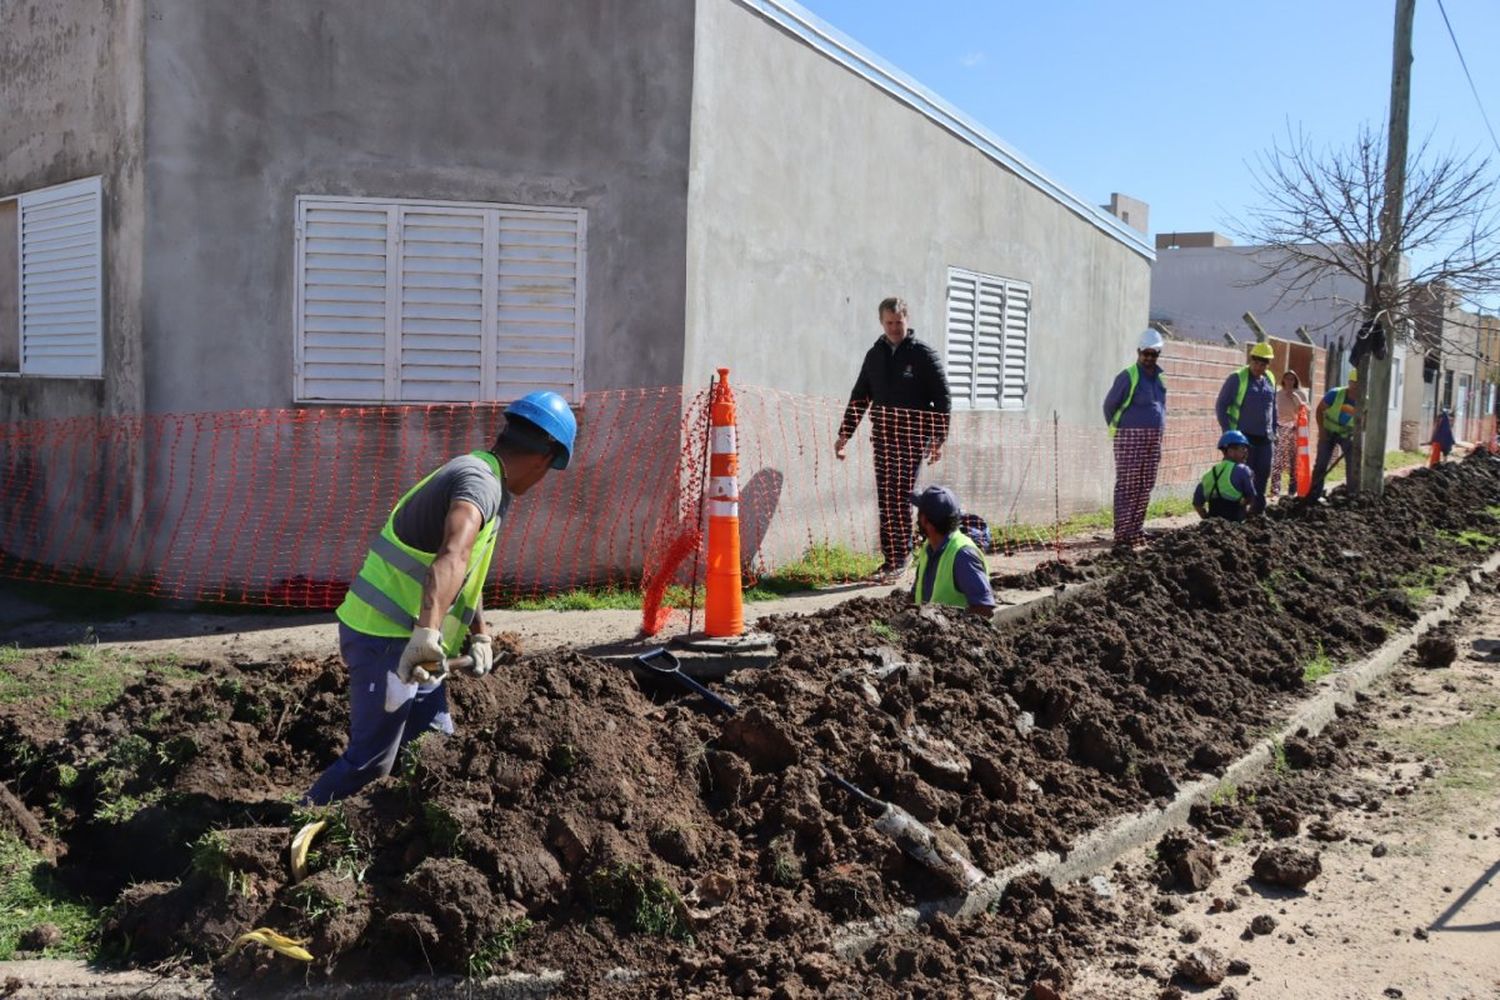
[398,627,448,686]
[462,633,494,678]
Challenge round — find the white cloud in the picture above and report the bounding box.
[960,51,986,68]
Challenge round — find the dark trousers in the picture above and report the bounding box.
[872,412,927,567]
[1112,427,1163,544]
[1246,435,1274,514]
[305,623,454,805]
[1306,434,1350,502]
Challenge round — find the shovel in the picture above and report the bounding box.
[634,648,738,715]
[820,765,986,890]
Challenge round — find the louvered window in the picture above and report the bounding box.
[295,196,586,404]
[944,267,1029,411]
[7,178,104,378]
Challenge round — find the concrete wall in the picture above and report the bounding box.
[0,0,147,422]
[1150,245,1366,349]
[140,0,698,414]
[681,0,1150,558]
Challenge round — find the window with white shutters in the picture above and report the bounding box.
[944,267,1029,411]
[7,178,104,378]
[295,196,586,404]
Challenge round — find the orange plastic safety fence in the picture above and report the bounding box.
[0,379,1312,617]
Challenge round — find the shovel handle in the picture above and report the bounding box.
[635,649,738,715]
[820,765,886,817]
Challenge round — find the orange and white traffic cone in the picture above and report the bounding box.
[704,368,744,638]
[1295,404,1312,498]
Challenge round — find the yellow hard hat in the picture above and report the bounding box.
[1347,368,1359,384]
[1249,342,1275,360]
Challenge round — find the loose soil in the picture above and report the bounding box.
[0,459,1498,998]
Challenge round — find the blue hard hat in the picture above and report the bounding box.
[1218,430,1250,450]
[504,391,577,470]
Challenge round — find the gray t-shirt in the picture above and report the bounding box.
[392,454,510,553]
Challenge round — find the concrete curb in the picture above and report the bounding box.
[831,548,1500,956]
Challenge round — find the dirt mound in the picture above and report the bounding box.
[0,457,1495,992]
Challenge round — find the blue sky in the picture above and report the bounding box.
[796,0,1500,243]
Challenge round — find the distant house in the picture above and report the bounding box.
[1411,284,1500,448]
[1150,231,1409,455]
[1,0,1154,594]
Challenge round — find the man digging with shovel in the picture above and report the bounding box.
[305,392,576,805]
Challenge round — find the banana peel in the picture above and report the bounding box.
[232,928,314,962]
[289,819,327,883]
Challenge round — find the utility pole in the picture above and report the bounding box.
[1357,0,1415,497]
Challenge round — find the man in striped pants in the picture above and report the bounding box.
[1102,329,1168,548]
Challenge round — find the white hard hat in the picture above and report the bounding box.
[1138,328,1165,351]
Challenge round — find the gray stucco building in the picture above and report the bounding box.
[2,0,1154,591]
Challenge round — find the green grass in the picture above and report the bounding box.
[585,862,692,940]
[467,917,534,979]
[869,620,898,643]
[992,496,1195,547]
[1386,700,1500,798]
[291,806,369,884]
[1270,738,1289,776]
[0,833,98,960]
[1440,529,1498,551]
[1399,564,1457,605]
[1302,643,1335,683]
[1322,449,1431,485]
[502,543,881,611]
[0,643,195,720]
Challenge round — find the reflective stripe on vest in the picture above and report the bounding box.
[1200,460,1244,503]
[336,450,503,654]
[1322,388,1354,436]
[913,531,988,608]
[1225,367,1251,430]
[1109,364,1166,438]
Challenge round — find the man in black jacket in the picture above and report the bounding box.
[836,297,951,579]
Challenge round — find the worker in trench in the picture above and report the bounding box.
[1215,341,1279,514]
[304,391,577,805]
[1193,430,1259,522]
[909,485,996,617]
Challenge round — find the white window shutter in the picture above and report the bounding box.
[397,208,486,402]
[974,276,1006,407]
[18,178,102,377]
[295,197,586,405]
[297,203,390,401]
[945,269,977,408]
[495,209,585,403]
[1001,280,1030,410]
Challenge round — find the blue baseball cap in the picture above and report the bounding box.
[909,485,961,522]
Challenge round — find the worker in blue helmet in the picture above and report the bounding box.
[306,391,577,804]
[1192,430,1259,522]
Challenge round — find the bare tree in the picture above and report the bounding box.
[1236,123,1500,493]
[1239,125,1500,350]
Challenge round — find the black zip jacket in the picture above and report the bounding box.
[838,333,952,443]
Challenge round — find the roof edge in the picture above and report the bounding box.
[731,0,1156,262]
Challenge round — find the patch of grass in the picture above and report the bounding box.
[1146,496,1196,518]
[1387,701,1500,799]
[1399,564,1457,605]
[547,740,585,776]
[422,802,464,855]
[191,830,251,898]
[1302,643,1335,683]
[1386,449,1430,469]
[467,916,534,979]
[1270,739,1289,776]
[93,789,163,825]
[291,806,369,884]
[287,881,346,922]
[585,862,692,940]
[869,620,898,643]
[1486,504,1500,519]
[0,644,23,665]
[752,543,882,593]
[766,835,803,888]
[1440,529,1498,551]
[0,832,98,960]
[1257,578,1285,614]
[0,643,196,719]
[992,496,1194,547]
[1209,781,1238,807]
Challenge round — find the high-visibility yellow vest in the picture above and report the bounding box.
[1109,364,1167,438]
[913,531,988,608]
[1200,460,1245,502]
[337,451,503,655]
[1322,388,1355,437]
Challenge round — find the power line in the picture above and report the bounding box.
[1434,0,1500,158]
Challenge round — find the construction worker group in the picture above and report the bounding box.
[309,309,1375,803]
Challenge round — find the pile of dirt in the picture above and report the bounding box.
[0,457,1496,994]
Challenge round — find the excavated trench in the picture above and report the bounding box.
[1,457,1498,997]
